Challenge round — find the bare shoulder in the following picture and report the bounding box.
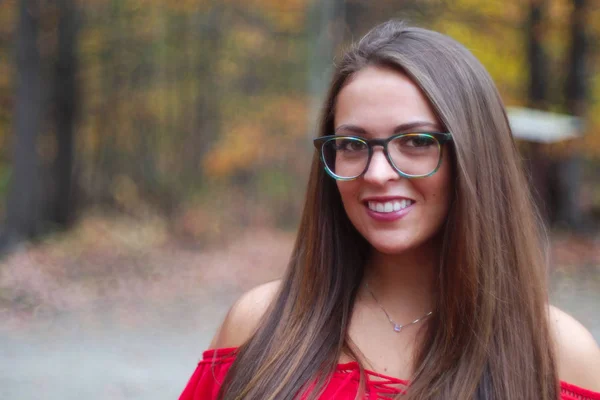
[209,279,282,349]
[549,305,600,391]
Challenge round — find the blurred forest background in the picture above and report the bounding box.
[1,0,600,244]
[0,1,599,399]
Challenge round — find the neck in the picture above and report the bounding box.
[362,240,439,318]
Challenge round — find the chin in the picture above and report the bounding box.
[368,239,415,256]
[365,232,437,256]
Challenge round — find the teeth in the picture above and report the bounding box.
[368,199,413,213]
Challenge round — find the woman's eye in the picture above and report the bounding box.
[404,136,435,147]
[338,140,367,151]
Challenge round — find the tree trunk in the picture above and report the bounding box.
[51,0,78,227]
[527,0,547,109]
[196,3,224,181]
[307,0,345,140]
[565,0,587,116]
[557,0,588,229]
[2,0,43,248]
[525,0,552,224]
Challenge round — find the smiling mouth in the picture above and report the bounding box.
[366,199,413,213]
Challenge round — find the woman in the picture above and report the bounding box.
[180,21,600,399]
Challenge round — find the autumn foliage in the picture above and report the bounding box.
[0,0,599,227]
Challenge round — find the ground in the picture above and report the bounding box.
[0,214,598,400]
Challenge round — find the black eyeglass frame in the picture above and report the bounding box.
[313,132,453,181]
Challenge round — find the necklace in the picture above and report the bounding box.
[365,282,433,333]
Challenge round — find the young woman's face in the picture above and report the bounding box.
[333,66,452,255]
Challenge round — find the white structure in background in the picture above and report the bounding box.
[506,106,584,228]
[507,106,583,143]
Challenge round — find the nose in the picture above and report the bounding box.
[363,147,400,185]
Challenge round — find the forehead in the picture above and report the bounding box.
[334,66,440,133]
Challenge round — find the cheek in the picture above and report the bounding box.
[428,155,452,204]
[430,177,451,202]
[336,182,363,220]
[413,166,452,214]
[336,181,357,205]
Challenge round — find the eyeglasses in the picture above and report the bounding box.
[313,132,453,181]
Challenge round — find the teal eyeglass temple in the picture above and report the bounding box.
[313,132,453,181]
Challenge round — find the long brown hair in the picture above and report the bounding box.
[219,20,557,400]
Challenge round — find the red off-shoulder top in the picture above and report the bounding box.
[179,347,600,400]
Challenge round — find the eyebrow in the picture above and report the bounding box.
[335,121,443,135]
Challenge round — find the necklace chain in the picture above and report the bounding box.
[365,282,433,333]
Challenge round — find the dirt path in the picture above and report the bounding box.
[0,293,234,400]
[0,222,598,400]
[2,276,598,400]
[0,222,293,400]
